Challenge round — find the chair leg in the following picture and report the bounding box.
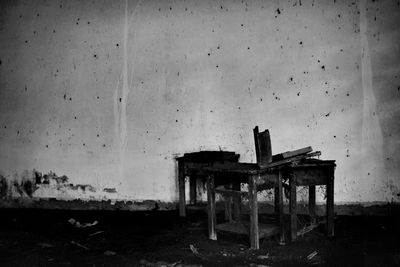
[274,187,279,219]
[207,175,217,240]
[189,176,197,205]
[249,175,259,249]
[277,170,285,245]
[289,173,297,241]
[327,172,334,237]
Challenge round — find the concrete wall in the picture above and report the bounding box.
[0,0,399,209]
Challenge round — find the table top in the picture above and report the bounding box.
[202,158,336,175]
[176,151,240,163]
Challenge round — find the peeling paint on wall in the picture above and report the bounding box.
[0,169,123,202]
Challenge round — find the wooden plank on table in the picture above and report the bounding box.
[263,151,320,169]
[299,158,335,166]
[181,151,238,162]
[272,146,312,161]
[204,162,259,174]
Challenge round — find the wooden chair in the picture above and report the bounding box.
[206,126,285,249]
[205,126,334,249]
[221,126,275,220]
[253,126,272,168]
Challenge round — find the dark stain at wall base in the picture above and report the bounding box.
[0,198,398,216]
[21,180,34,197]
[35,171,96,192]
[69,184,96,192]
[0,175,7,198]
[103,188,117,193]
[35,170,69,185]
[0,198,175,212]
[0,170,112,200]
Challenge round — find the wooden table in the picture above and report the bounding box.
[286,159,336,241]
[205,158,336,249]
[176,151,240,217]
[205,162,284,249]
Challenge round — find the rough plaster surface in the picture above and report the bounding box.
[0,0,399,207]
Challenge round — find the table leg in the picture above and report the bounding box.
[327,172,334,237]
[224,183,233,222]
[289,173,297,241]
[178,161,186,217]
[189,176,197,205]
[309,185,316,225]
[249,175,259,249]
[277,170,285,245]
[207,174,217,240]
[232,181,241,221]
[274,187,279,219]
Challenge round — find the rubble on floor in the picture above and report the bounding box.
[0,209,399,267]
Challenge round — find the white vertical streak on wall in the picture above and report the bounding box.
[113,0,131,187]
[119,0,130,179]
[112,0,142,189]
[128,1,141,88]
[113,77,121,163]
[121,0,129,152]
[359,0,385,200]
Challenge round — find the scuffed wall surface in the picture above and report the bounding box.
[0,0,399,207]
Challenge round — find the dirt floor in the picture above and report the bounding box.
[0,207,399,267]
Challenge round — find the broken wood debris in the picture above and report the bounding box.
[89,230,104,237]
[104,250,117,256]
[256,253,269,260]
[272,146,312,161]
[68,218,98,228]
[189,244,206,260]
[70,241,89,250]
[306,251,318,260]
[297,223,320,237]
[139,259,199,267]
[36,242,54,248]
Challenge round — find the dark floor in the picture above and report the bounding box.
[0,208,399,267]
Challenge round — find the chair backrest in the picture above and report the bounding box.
[253,126,272,168]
